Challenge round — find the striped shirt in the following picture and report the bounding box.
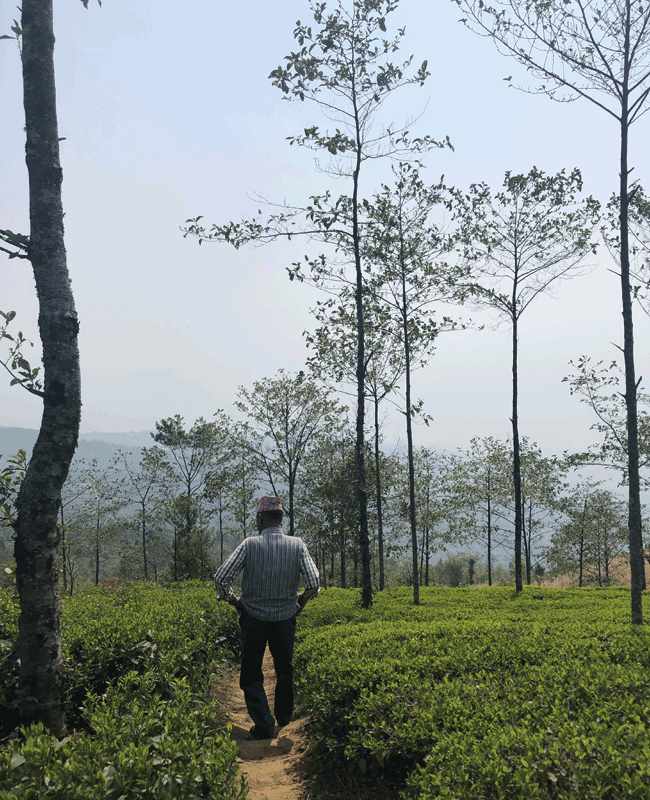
[214,527,320,622]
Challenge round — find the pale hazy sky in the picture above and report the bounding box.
[1,0,649,465]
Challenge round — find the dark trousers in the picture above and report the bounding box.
[239,609,297,735]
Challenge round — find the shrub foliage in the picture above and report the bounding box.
[4,583,650,799]
[295,587,650,799]
[0,581,245,800]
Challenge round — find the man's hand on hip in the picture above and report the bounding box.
[229,595,245,612]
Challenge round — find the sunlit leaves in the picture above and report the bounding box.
[452,167,600,321]
[0,310,43,398]
[294,586,650,798]
[0,450,28,528]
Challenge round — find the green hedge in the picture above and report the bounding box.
[0,587,19,726]
[60,582,240,725]
[295,586,650,799]
[6,582,649,799]
[0,671,245,800]
[0,581,245,800]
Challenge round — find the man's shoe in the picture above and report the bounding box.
[275,715,291,727]
[248,725,273,740]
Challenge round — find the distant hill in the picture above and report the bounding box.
[0,426,153,467]
[80,431,154,448]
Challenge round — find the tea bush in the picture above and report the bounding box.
[0,586,19,731]
[0,671,245,799]
[295,586,650,799]
[60,582,240,724]
[0,581,245,799]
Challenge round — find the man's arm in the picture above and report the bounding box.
[297,540,320,613]
[214,541,246,609]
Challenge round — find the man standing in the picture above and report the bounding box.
[214,495,320,740]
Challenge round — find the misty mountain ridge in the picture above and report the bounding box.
[0,426,153,468]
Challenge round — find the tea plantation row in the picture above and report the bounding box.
[2,584,649,799]
[0,582,246,800]
[293,587,650,799]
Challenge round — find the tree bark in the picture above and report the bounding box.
[512,302,523,592]
[340,519,347,589]
[351,68,372,609]
[486,483,492,587]
[578,498,586,588]
[401,239,419,605]
[373,395,386,591]
[141,505,149,581]
[288,457,295,536]
[13,0,81,734]
[619,93,645,622]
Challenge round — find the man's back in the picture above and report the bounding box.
[214,495,320,740]
[241,528,305,621]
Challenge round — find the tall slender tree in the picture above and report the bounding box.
[408,447,458,587]
[364,163,460,603]
[229,425,261,542]
[564,356,650,488]
[151,416,219,577]
[58,459,94,596]
[295,427,358,587]
[75,459,126,585]
[452,167,598,591]
[306,296,406,590]
[1,0,96,732]
[455,0,650,622]
[451,437,513,585]
[119,446,173,581]
[236,370,344,535]
[183,0,448,606]
[546,484,629,586]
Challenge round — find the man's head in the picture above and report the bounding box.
[257,495,284,530]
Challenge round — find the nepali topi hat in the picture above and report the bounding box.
[257,495,284,512]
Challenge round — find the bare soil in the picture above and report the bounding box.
[225,649,310,800]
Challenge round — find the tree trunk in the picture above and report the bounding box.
[486,487,492,587]
[350,59,372,609]
[95,530,100,584]
[522,497,532,585]
[324,505,334,590]
[579,498,587,588]
[373,395,385,590]
[424,526,430,586]
[59,507,68,595]
[354,220,371,606]
[597,528,603,586]
[579,534,584,588]
[319,543,327,589]
[13,0,81,734]
[141,505,148,581]
[340,520,346,589]
[419,523,425,578]
[219,506,224,565]
[425,483,431,587]
[400,224,419,605]
[619,103,644,622]
[288,458,295,536]
[511,305,523,592]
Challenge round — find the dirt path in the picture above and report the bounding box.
[226,649,310,800]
